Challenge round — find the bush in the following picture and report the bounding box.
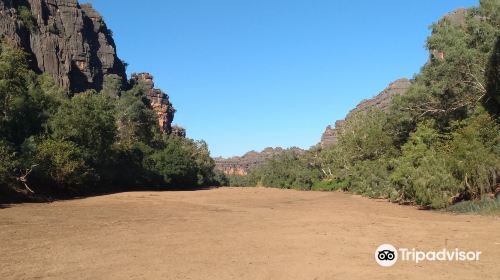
[146,137,217,188]
[448,196,500,214]
[348,159,393,198]
[33,138,93,192]
[446,109,500,199]
[390,122,460,208]
[212,170,229,186]
[227,174,254,187]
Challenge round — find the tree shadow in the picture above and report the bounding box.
[0,185,220,206]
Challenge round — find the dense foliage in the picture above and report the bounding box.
[0,43,220,199]
[234,1,500,209]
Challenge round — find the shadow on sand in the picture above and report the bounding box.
[0,185,219,208]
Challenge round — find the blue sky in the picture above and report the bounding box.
[83,0,478,157]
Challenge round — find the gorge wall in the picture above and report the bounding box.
[0,0,175,133]
[320,78,412,147]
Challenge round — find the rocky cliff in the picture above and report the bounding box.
[0,0,126,92]
[320,78,412,147]
[215,148,286,176]
[0,0,175,134]
[130,73,175,134]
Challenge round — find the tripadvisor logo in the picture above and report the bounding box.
[375,244,481,267]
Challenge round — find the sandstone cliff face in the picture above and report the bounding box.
[0,0,176,134]
[130,73,175,134]
[0,0,126,92]
[320,78,412,147]
[215,147,286,176]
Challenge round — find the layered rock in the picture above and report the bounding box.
[0,0,126,92]
[320,120,344,147]
[130,73,175,134]
[215,147,286,176]
[320,78,412,147]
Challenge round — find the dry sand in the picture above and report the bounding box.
[1,187,499,279]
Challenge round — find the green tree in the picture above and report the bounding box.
[115,86,160,148]
[147,137,198,187]
[390,122,459,208]
[192,140,217,185]
[102,74,124,99]
[447,109,500,199]
[48,90,117,166]
[33,138,92,191]
[485,37,500,114]
[0,43,57,145]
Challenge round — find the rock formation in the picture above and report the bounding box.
[0,0,176,134]
[0,0,126,92]
[320,121,343,147]
[320,78,412,147]
[130,73,175,134]
[215,147,286,176]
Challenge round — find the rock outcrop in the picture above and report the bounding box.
[215,147,287,176]
[0,0,126,92]
[320,121,344,147]
[0,0,176,134]
[320,78,412,147]
[130,73,175,134]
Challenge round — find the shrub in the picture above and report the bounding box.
[18,6,36,31]
[146,137,199,187]
[390,122,460,208]
[446,109,500,199]
[33,138,93,192]
[348,159,393,198]
[448,196,500,214]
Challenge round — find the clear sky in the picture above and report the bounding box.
[83,0,478,157]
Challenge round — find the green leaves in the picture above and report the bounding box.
[390,122,459,208]
[115,86,159,148]
[48,90,117,165]
[147,137,217,187]
[33,138,93,189]
[248,149,320,190]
